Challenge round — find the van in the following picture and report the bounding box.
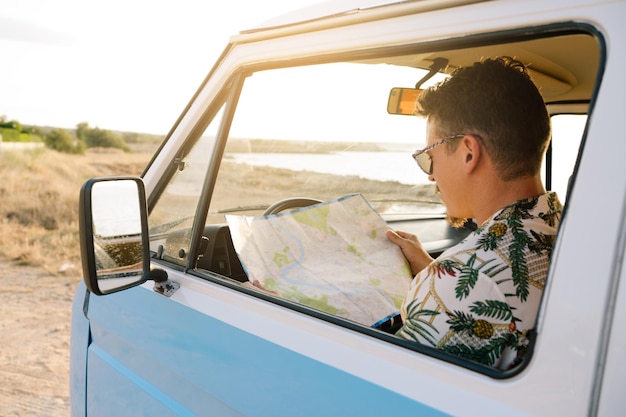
[70,0,626,415]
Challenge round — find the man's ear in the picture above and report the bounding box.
[461,135,481,174]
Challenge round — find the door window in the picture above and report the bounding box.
[148,106,225,266]
[548,114,587,201]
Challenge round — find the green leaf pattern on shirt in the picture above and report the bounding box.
[396,192,562,369]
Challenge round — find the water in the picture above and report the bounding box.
[228,151,431,186]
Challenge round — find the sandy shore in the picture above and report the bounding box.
[0,259,80,416]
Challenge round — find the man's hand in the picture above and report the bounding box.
[386,229,434,276]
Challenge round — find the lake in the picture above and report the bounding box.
[228,151,431,186]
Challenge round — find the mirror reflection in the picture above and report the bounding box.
[387,87,423,115]
[91,179,145,292]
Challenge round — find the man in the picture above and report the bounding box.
[386,57,562,369]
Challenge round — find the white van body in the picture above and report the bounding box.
[70,1,626,415]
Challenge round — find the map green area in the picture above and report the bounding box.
[226,194,412,326]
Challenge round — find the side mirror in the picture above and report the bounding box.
[387,87,423,115]
[79,177,150,295]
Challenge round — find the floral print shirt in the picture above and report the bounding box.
[396,192,562,369]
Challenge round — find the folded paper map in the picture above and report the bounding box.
[226,194,413,327]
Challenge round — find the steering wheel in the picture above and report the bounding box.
[263,197,323,215]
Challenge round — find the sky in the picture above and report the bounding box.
[0,0,323,134]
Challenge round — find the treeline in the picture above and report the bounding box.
[0,116,162,154]
[46,122,130,154]
[0,118,42,143]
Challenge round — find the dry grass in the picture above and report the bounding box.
[0,146,437,274]
[0,147,151,273]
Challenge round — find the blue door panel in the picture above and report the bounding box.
[87,344,242,417]
[87,283,449,416]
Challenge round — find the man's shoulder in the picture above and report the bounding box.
[437,192,561,263]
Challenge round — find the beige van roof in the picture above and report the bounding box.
[239,0,487,34]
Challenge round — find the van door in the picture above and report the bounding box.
[82,89,440,417]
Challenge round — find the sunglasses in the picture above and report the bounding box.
[411,134,466,175]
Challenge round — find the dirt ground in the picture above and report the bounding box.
[0,259,81,416]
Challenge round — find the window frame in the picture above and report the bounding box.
[148,22,605,379]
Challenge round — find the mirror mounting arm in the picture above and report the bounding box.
[415,57,448,89]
